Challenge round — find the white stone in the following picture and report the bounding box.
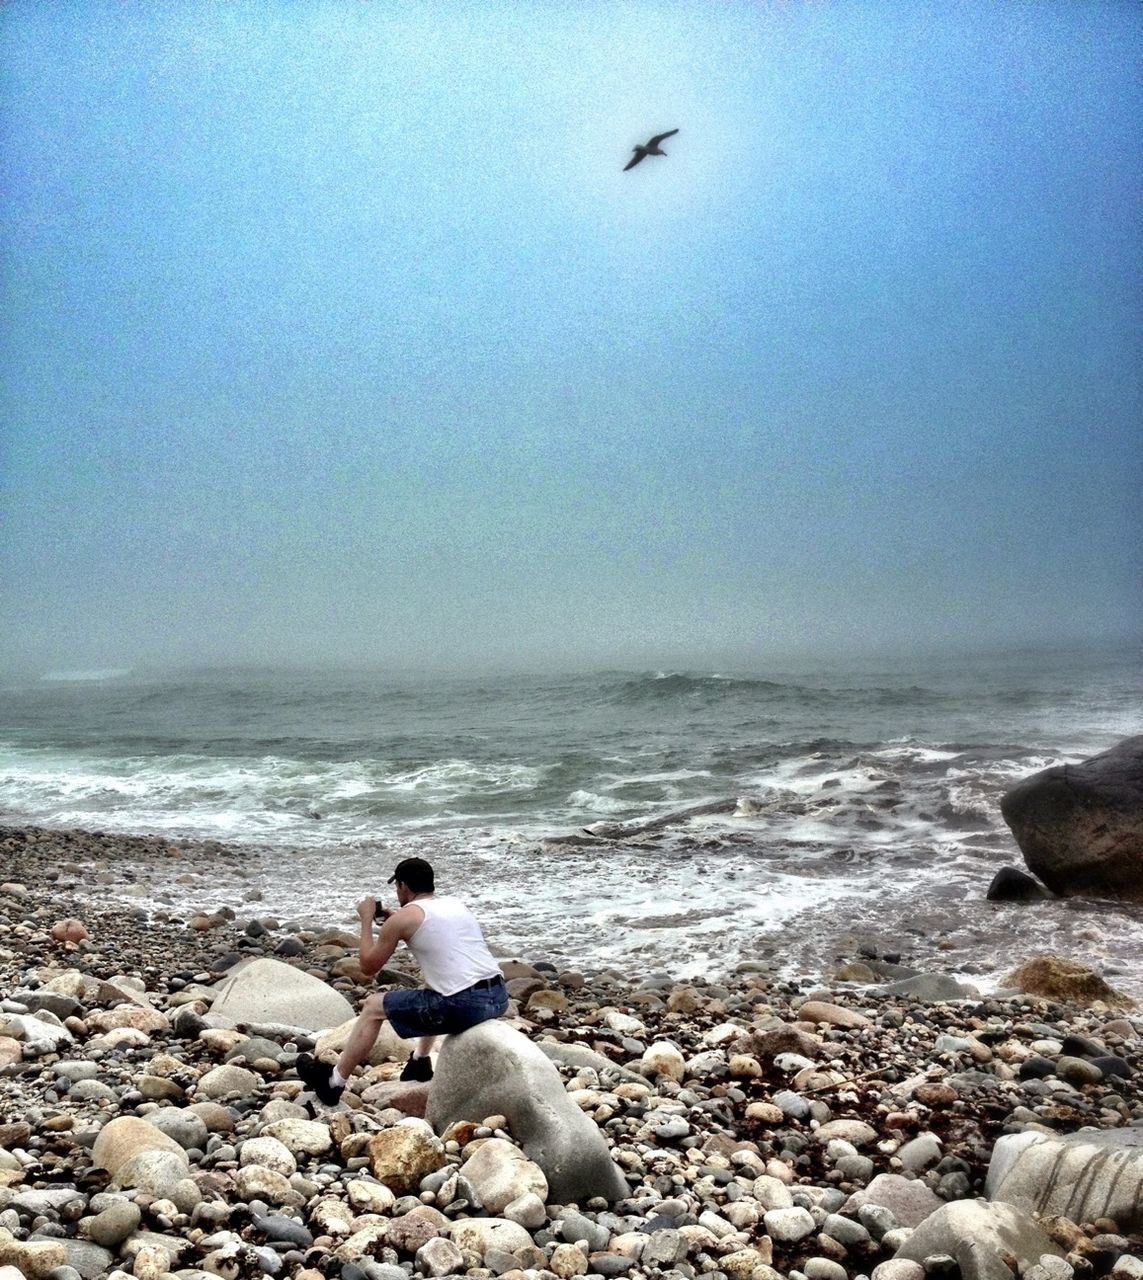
[697,1209,737,1238]
[751,1175,794,1209]
[346,1179,396,1214]
[259,1118,333,1156]
[238,1136,296,1177]
[461,1137,548,1215]
[702,1022,748,1047]
[603,1010,646,1036]
[448,1217,534,1257]
[503,1191,547,1229]
[196,1064,259,1101]
[763,1206,816,1242]
[641,1041,685,1080]
[235,1164,296,1205]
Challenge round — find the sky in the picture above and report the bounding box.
[2,0,1140,675]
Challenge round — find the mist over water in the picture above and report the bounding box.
[3,642,1140,995]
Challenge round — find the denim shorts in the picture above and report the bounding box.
[382,976,508,1039]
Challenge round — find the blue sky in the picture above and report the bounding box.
[2,1,1140,673]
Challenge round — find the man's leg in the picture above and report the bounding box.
[400,1034,436,1082]
[335,993,388,1079]
[298,992,388,1105]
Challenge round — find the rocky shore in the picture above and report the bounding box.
[2,825,1141,1280]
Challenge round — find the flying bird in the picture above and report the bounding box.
[623,128,679,171]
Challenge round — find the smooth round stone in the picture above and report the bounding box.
[345,1180,395,1215]
[45,1266,84,1280]
[1019,1057,1057,1080]
[591,1254,635,1277]
[872,1263,925,1280]
[559,1211,610,1252]
[835,1154,875,1183]
[145,1110,208,1151]
[54,1061,100,1083]
[1093,1055,1132,1080]
[752,1176,794,1210]
[136,1075,184,1101]
[655,1120,690,1141]
[68,1080,118,1103]
[772,1090,810,1120]
[763,1206,816,1242]
[85,1199,142,1248]
[895,1134,942,1172]
[821,1213,870,1245]
[1055,1056,1103,1085]
[503,1192,546,1230]
[804,1259,848,1280]
[745,1102,785,1124]
[817,1120,877,1148]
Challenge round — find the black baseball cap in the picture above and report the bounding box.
[387,857,434,892]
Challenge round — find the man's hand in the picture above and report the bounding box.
[358,896,377,925]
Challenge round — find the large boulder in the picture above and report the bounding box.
[894,1200,1063,1280]
[985,1127,1143,1231]
[206,958,355,1032]
[426,1021,627,1204]
[1000,736,1143,902]
[1002,955,1133,1008]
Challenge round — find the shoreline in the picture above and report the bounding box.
[3,818,1142,1005]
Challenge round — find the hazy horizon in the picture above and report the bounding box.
[3,2,1140,677]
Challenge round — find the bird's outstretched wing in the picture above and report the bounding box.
[648,129,679,147]
[623,151,645,171]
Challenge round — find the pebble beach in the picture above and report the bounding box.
[2,823,1141,1280]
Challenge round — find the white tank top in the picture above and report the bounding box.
[405,895,501,997]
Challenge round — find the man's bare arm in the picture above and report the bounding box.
[356,897,423,979]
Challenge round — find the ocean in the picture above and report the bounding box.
[2,642,1141,995]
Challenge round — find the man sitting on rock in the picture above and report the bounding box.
[297,856,507,1104]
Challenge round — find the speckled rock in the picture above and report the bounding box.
[368,1120,448,1196]
[448,1217,535,1258]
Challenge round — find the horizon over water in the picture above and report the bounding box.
[2,638,1141,996]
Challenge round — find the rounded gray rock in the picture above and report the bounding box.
[85,1199,142,1248]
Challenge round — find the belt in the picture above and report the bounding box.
[469,975,504,990]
